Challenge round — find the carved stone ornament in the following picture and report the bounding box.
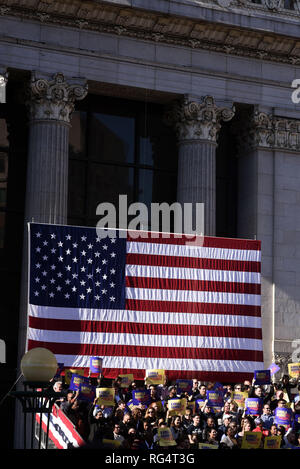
[28,72,88,123]
[164,95,235,143]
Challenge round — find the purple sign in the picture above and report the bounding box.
[245,397,263,416]
[268,363,280,376]
[254,369,271,385]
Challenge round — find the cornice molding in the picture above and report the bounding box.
[1,0,300,66]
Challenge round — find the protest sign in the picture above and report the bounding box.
[288,363,300,379]
[64,368,84,385]
[198,443,218,450]
[241,431,262,449]
[176,379,193,395]
[102,439,121,449]
[69,373,90,392]
[132,389,151,407]
[118,374,134,388]
[245,397,263,415]
[254,369,271,385]
[96,388,115,407]
[89,356,102,374]
[231,391,248,408]
[79,383,96,402]
[268,363,280,376]
[206,390,224,412]
[167,398,187,416]
[157,427,176,446]
[264,436,281,449]
[145,369,165,385]
[274,407,293,429]
[195,399,206,412]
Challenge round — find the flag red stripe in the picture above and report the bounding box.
[29,316,262,339]
[125,276,261,295]
[126,253,261,273]
[127,232,261,251]
[125,299,261,317]
[28,339,263,361]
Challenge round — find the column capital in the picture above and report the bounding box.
[0,66,8,103]
[165,95,235,143]
[27,72,88,123]
[235,108,300,153]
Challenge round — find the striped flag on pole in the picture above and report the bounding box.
[27,223,263,382]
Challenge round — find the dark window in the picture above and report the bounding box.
[68,95,178,232]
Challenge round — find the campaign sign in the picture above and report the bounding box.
[54,363,64,379]
[274,407,293,429]
[288,363,300,379]
[89,357,102,374]
[69,373,90,392]
[132,389,151,406]
[245,397,263,416]
[167,398,187,416]
[158,427,176,446]
[241,431,262,449]
[145,369,165,385]
[231,391,248,408]
[198,443,218,450]
[187,401,196,414]
[206,390,224,409]
[195,399,206,412]
[213,382,225,393]
[176,379,193,395]
[96,388,115,407]
[79,383,96,402]
[268,363,280,376]
[102,439,121,449]
[119,373,134,388]
[254,369,271,385]
[264,436,281,449]
[64,368,84,385]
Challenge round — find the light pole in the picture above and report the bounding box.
[10,347,64,449]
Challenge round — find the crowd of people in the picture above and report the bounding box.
[52,373,300,450]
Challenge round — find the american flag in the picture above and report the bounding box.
[27,223,263,382]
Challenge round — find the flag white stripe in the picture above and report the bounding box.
[127,241,261,262]
[28,327,263,351]
[126,264,261,284]
[28,304,262,328]
[126,288,261,306]
[53,354,264,373]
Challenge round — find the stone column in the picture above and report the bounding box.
[165,96,235,236]
[25,72,88,224]
[14,72,87,448]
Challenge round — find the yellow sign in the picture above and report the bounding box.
[198,443,218,449]
[64,368,84,385]
[118,374,134,388]
[241,431,262,449]
[264,436,281,449]
[145,369,165,385]
[102,439,122,448]
[288,363,300,378]
[231,391,249,408]
[158,427,176,446]
[167,398,187,416]
[96,387,115,407]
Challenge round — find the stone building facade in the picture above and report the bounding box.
[0,0,300,446]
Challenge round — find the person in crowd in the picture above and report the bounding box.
[87,403,105,446]
[144,407,157,426]
[282,428,298,449]
[269,423,278,437]
[169,415,186,442]
[205,428,219,447]
[260,404,274,430]
[219,422,239,449]
[60,390,79,412]
[119,412,132,437]
[202,416,217,441]
[253,417,269,438]
[187,414,203,447]
[182,408,193,429]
